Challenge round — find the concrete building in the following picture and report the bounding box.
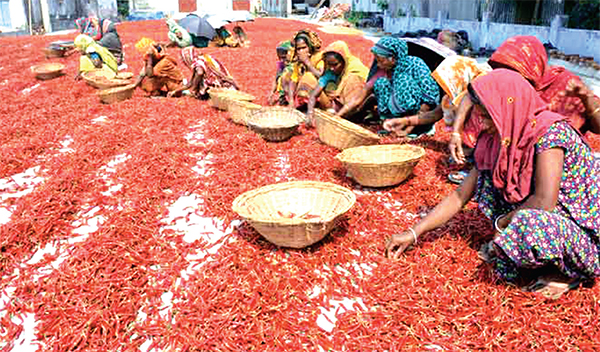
[0,0,117,34]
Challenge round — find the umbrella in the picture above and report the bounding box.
[402,37,456,71]
[178,14,216,39]
[204,13,230,29]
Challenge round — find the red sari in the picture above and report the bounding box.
[488,35,599,134]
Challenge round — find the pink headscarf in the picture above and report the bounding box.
[472,69,566,203]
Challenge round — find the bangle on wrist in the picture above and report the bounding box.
[494,214,507,232]
[590,106,600,116]
[408,228,418,243]
[451,132,461,138]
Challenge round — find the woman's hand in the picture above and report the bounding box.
[305,110,314,128]
[449,132,466,164]
[386,230,416,259]
[382,117,414,136]
[565,78,590,99]
[297,51,311,66]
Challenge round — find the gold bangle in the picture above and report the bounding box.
[591,106,600,116]
[451,132,462,138]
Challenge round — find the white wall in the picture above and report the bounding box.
[8,0,27,30]
[384,13,600,63]
[353,0,381,13]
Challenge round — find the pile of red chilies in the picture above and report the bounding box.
[0,18,599,351]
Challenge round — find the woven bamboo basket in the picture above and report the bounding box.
[227,98,262,125]
[313,109,380,150]
[336,144,426,187]
[246,107,305,142]
[31,63,65,80]
[232,181,356,248]
[208,88,255,110]
[82,70,132,90]
[43,47,68,58]
[98,84,136,104]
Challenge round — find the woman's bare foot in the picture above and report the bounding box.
[524,273,579,300]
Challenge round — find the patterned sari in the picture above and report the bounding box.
[181,47,236,96]
[471,69,600,283]
[489,35,600,134]
[368,37,440,119]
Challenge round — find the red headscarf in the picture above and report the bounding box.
[488,35,596,133]
[472,69,566,204]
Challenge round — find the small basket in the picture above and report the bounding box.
[246,107,305,142]
[208,88,255,110]
[336,144,426,187]
[232,181,356,248]
[31,63,65,80]
[82,70,132,90]
[43,47,68,58]
[98,84,136,104]
[314,109,380,150]
[227,98,262,125]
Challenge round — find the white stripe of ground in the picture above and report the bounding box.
[133,122,241,351]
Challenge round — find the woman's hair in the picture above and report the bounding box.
[467,82,483,106]
[324,51,345,66]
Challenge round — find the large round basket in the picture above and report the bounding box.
[82,70,132,90]
[227,98,262,125]
[336,144,426,187]
[208,88,255,111]
[246,107,305,142]
[98,84,136,104]
[31,63,65,80]
[313,109,380,150]
[232,181,356,248]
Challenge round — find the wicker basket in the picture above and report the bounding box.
[43,47,68,58]
[227,98,262,125]
[336,144,426,187]
[208,88,255,110]
[232,181,356,248]
[82,70,132,90]
[31,63,65,80]
[98,84,136,104]
[314,109,380,150]
[246,107,305,142]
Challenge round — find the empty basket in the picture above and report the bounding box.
[98,84,136,104]
[227,98,262,125]
[208,88,255,110]
[336,144,426,187]
[31,63,65,80]
[232,181,356,248]
[313,109,380,150]
[246,107,305,142]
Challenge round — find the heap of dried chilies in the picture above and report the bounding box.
[0,18,599,351]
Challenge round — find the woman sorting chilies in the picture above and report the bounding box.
[450,35,600,165]
[133,39,183,97]
[306,40,368,124]
[386,69,600,300]
[74,34,118,79]
[268,40,293,106]
[280,29,324,109]
[76,15,124,65]
[336,37,440,136]
[168,47,238,99]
